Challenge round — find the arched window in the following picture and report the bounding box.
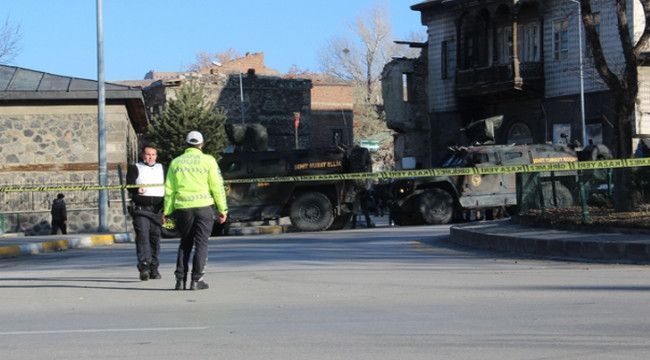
[507,122,533,144]
[476,9,490,67]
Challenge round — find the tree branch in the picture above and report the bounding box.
[580,0,623,94]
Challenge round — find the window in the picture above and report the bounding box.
[465,34,474,67]
[520,23,540,62]
[441,40,448,79]
[553,19,569,60]
[496,26,513,64]
[586,12,601,57]
[401,73,410,102]
[441,39,456,78]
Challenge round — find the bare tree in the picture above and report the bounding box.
[580,0,650,209]
[286,64,312,76]
[581,0,649,158]
[0,16,21,63]
[319,4,398,103]
[186,48,241,71]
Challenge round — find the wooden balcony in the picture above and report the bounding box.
[455,62,544,98]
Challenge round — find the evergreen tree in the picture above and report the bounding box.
[145,82,228,165]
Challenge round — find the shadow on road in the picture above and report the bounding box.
[0,276,175,291]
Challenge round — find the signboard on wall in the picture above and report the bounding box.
[359,140,379,151]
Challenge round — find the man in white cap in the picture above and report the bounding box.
[164,130,228,290]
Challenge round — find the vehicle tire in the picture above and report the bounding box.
[537,183,574,208]
[418,188,454,225]
[290,192,335,231]
[328,213,352,230]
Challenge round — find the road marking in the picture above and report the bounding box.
[0,326,208,336]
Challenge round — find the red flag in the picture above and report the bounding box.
[294,112,300,130]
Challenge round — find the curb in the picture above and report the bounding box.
[449,221,650,263]
[0,232,133,259]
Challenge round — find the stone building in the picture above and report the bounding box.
[130,52,353,151]
[383,0,650,168]
[0,65,148,234]
[287,73,354,148]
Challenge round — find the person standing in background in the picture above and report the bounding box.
[50,193,67,235]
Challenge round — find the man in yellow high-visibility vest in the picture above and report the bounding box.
[164,131,228,291]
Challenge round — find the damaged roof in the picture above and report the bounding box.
[0,65,148,132]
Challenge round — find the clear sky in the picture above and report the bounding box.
[4,0,425,81]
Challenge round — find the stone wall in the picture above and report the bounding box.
[144,72,313,151]
[0,204,133,235]
[217,73,311,150]
[0,103,139,234]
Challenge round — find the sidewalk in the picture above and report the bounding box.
[0,215,391,258]
[449,219,650,263]
[0,232,132,258]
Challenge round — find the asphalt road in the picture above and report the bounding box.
[1,225,650,359]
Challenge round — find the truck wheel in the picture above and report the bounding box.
[290,192,335,231]
[418,188,454,225]
[537,183,574,208]
[328,213,352,230]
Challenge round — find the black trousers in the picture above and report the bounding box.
[132,209,162,272]
[51,219,67,235]
[174,206,215,282]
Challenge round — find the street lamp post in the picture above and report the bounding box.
[239,73,245,124]
[569,0,587,146]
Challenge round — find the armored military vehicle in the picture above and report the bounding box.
[388,116,611,226]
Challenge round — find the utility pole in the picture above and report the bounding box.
[96,0,108,232]
[568,0,587,146]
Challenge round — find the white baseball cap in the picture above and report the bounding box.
[186,130,204,145]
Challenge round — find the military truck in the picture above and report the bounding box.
[220,145,371,231]
[388,117,612,226]
[161,125,371,237]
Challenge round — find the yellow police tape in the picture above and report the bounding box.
[2,157,650,193]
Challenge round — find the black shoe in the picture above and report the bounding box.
[174,279,186,290]
[189,280,209,290]
[150,270,162,280]
[139,270,150,281]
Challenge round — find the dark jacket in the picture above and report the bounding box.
[51,198,67,221]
